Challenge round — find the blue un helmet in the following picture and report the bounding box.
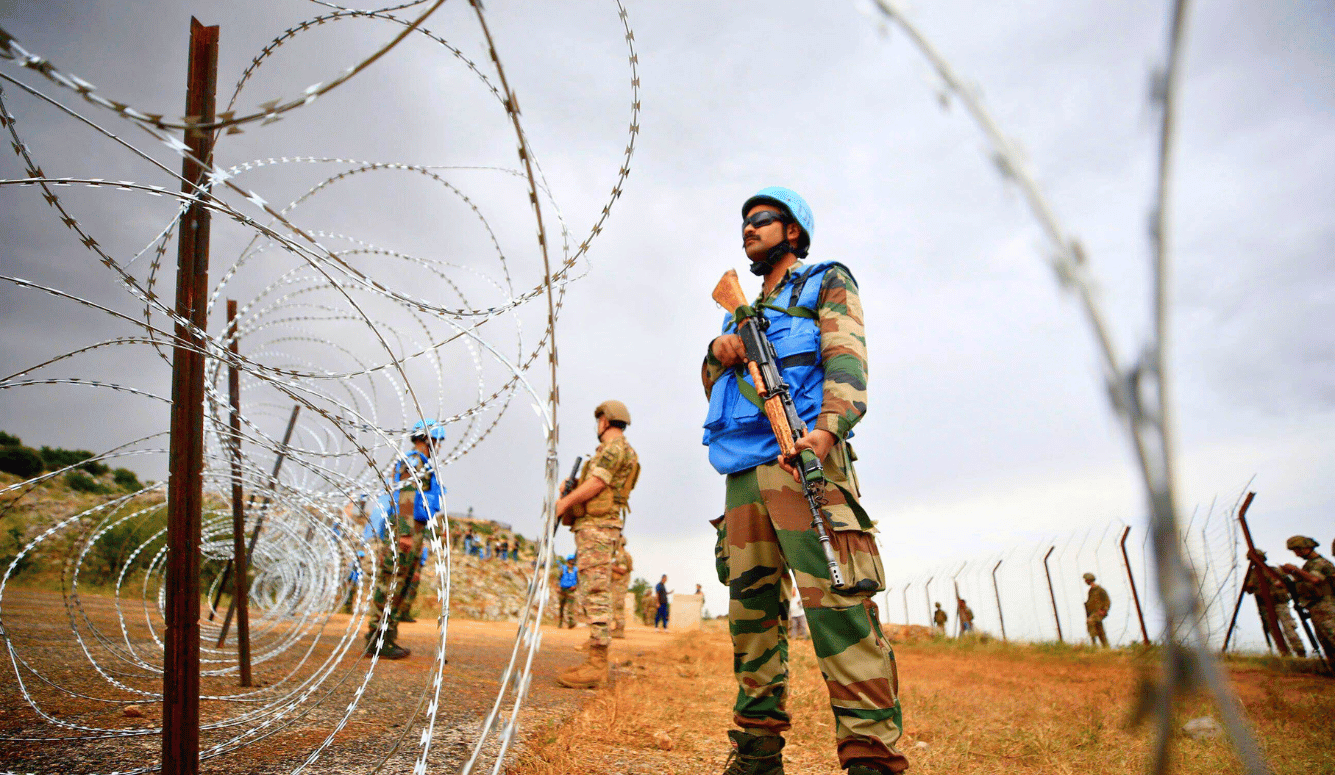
[410,419,447,443]
[742,187,813,259]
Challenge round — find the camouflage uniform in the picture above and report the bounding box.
[958,603,974,633]
[1242,563,1305,656]
[610,537,633,637]
[1084,582,1110,648]
[570,435,640,649]
[932,606,947,634]
[704,262,908,772]
[1293,552,1335,655]
[368,492,420,651]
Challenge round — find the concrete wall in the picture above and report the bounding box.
[671,593,704,631]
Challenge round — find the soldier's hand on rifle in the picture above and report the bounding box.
[777,428,837,482]
[711,334,747,368]
[1280,563,1300,575]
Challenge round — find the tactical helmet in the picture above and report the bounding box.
[934,602,941,608]
[743,187,813,257]
[410,419,447,441]
[594,400,631,426]
[1286,535,1318,550]
[1083,573,1095,582]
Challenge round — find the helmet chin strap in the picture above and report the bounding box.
[748,239,793,277]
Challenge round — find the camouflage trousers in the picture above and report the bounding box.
[1304,598,1335,657]
[368,529,423,646]
[1264,601,1306,656]
[573,526,619,648]
[558,586,577,628]
[1086,614,1109,648]
[610,569,629,635]
[720,461,907,771]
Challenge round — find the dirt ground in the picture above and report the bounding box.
[514,625,1335,775]
[0,588,673,774]
[3,591,1331,774]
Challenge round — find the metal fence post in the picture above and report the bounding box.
[991,559,1006,641]
[1042,546,1063,642]
[225,300,251,686]
[162,18,218,775]
[1120,526,1151,646]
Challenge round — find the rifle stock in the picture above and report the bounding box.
[712,269,749,314]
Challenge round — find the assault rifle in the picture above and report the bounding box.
[553,456,583,532]
[712,269,875,595]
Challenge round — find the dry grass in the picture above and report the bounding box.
[512,625,1335,774]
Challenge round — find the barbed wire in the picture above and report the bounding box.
[863,0,1267,771]
[0,1,640,773]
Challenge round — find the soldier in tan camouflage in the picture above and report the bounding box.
[704,188,907,775]
[1278,536,1335,658]
[1242,550,1305,657]
[610,535,633,638]
[1083,573,1110,648]
[932,603,947,635]
[553,400,640,689]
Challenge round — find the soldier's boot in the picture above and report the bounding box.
[845,762,897,775]
[719,730,784,775]
[364,634,411,660]
[556,644,608,689]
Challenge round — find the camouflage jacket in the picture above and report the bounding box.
[1085,584,1110,617]
[933,609,947,626]
[702,260,868,441]
[1295,553,1335,604]
[572,434,640,531]
[1242,564,1291,603]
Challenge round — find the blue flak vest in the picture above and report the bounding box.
[393,451,447,523]
[702,261,853,475]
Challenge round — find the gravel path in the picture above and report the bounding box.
[0,588,672,774]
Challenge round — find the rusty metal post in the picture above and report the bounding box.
[1042,546,1063,642]
[162,18,218,775]
[225,300,251,686]
[1221,583,1248,654]
[924,576,934,628]
[1235,492,1290,655]
[951,562,965,637]
[217,404,300,646]
[1119,526,1151,646]
[991,559,1006,642]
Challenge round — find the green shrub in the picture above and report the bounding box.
[84,510,167,586]
[112,468,143,492]
[40,446,108,476]
[0,526,36,578]
[0,431,21,446]
[0,446,44,479]
[66,471,112,495]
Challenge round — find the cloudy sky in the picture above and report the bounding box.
[1,0,1331,648]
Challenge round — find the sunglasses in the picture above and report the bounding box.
[742,210,788,232]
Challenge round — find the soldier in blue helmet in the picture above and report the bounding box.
[365,420,447,659]
[704,188,907,774]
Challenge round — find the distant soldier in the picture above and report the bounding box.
[957,599,974,634]
[610,536,633,638]
[558,554,579,629]
[366,420,446,659]
[554,400,641,688]
[1242,550,1305,657]
[932,602,947,635]
[1083,573,1110,648]
[1279,536,1335,654]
